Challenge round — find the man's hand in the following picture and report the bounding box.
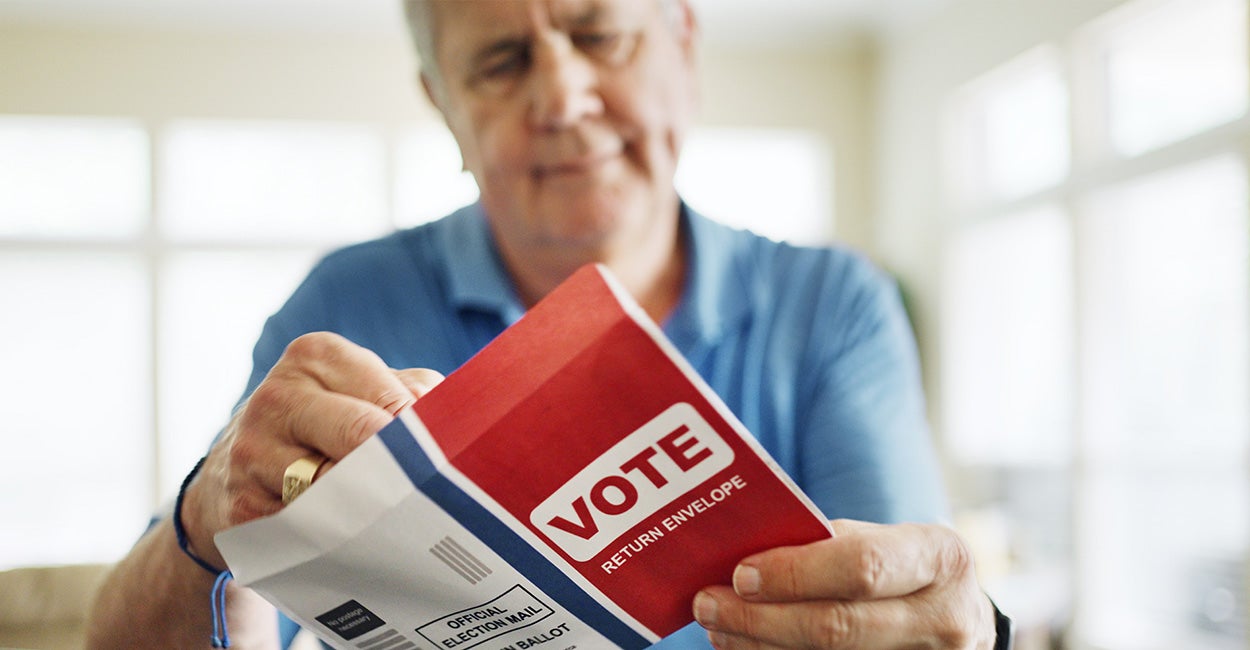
[693,519,996,650]
[182,332,444,569]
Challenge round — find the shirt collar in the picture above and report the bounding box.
[439,200,749,342]
[440,203,528,325]
[664,201,750,347]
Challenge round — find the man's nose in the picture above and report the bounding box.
[528,36,604,130]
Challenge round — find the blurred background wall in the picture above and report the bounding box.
[0,0,1246,648]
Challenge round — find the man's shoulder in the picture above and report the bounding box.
[765,238,889,288]
[318,216,443,271]
[270,212,479,340]
[692,216,893,300]
[309,208,475,287]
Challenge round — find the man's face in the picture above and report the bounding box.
[424,0,698,254]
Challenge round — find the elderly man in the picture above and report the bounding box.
[88,1,1009,648]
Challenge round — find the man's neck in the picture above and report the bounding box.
[496,208,687,325]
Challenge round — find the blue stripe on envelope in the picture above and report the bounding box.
[376,418,651,650]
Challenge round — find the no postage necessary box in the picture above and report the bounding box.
[217,264,834,650]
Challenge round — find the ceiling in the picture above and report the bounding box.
[0,0,949,45]
[695,0,949,44]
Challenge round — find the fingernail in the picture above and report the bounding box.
[732,564,760,596]
[707,630,731,649]
[692,591,718,627]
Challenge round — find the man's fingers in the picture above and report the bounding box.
[286,368,441,484]
[702,522,992,649]
[285,390,396,459]
[829,518,879,535]
[230,334,434,496]
[285,333,419,415]
[694,586,918,650]
[394,368,445,400]
[191,333,442,561]
[226,396,379,501]
[732,522,958,602]
[253,333,430,454]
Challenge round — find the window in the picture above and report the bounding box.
[1100,0,1249,156]
[1080,156,1249,465]
[947,47,1070,206]
[0,117,148,238]
[0,253,152,567]
[0,117,155,567]
[393,125,480,228]
[942,205,1073,466]
[1078,155,1249,646]
[677,127,834,244]
[0,117,440,569]
[161,121,389,242]
[941,0,1249,647]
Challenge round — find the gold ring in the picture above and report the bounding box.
[282,455,327,505]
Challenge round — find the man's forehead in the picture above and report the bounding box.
[430,0,649,37]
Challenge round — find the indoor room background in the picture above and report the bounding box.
[0,0,1246,648]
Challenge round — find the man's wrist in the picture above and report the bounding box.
[174,455,228,575]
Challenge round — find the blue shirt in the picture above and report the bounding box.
[244,202,947,649]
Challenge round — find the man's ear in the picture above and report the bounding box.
[420,70,447,117]
[418,70,471,174]
[673,0,700,60]
[672,0,700,113]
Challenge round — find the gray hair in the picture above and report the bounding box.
[402,0,440,84]
[402,0,685,90]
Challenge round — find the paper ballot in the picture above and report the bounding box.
[216,264,834,650]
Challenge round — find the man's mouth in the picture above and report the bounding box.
[532,151,623,180]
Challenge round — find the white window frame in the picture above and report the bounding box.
[940,0,1250,648]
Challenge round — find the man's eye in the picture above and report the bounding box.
[573,31,618,48]
[572,31,636,63]
[478,50,530,80]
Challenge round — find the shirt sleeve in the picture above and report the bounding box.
[797,259,949,525]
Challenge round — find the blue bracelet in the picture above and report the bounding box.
[174,455,233,648]
[174,455,228,575]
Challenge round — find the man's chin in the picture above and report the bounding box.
[486,189,668,253]
[533,219,622,251]
[532,197,631,241]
